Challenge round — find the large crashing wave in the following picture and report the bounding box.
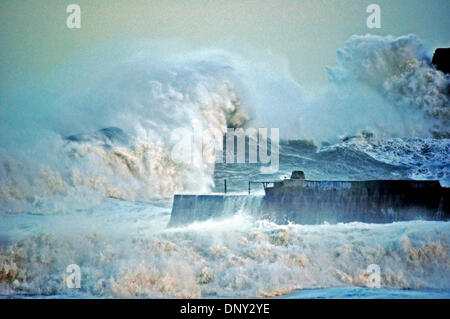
[0,49,251,213]
[327,34,449,138]
[259,35,449,144]
[0,35,448,213]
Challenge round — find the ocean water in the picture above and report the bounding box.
[0,34,449,298]
[0,199,449,298]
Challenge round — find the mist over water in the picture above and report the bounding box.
[0,35,449,298]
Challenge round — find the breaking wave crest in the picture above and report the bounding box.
[327,34,449,139]
[0,47,251,212]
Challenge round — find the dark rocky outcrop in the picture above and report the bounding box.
[432,48,450,74]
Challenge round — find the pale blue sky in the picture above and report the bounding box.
[0,0,449,88]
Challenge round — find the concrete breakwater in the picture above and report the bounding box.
[169,179,449,227]
[262,179,449,224]
[168,195,263,227]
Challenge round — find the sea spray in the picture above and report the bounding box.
[0,207,448,297]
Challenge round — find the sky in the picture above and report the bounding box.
[0,0,449,89]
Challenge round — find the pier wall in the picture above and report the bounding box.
[169,181,449,227]
[263,180,448,224]
[168,195,263,227]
